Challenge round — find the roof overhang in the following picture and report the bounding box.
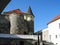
[0,0,11,14]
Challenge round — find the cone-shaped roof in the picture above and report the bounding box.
[27,6,34,16]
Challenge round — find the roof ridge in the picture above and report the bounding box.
[4,9,24,14]
[48,14,60,24]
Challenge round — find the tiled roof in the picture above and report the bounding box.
[5,9,24,14]
[48,14,60,24]
[27,6,33,15]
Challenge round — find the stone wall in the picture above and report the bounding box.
[0,38,10,45]
[0,14,10,34]
[0,13,34,34]
[9,13,28,34]
[27,20,34,34]
[0,13,34,45]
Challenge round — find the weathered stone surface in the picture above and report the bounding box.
[27,20,34,34]
[9,13,28,34]
[0,39,10,45]
[0,13,34,35]
[0,14,10,34]
[0,9,34,45]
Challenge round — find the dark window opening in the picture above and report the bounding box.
[24,32,28,34]
[56,35,57,38]
[20,41,24,45]
[59,23,60,29]
[49,35,51,40]
[35,42,37,45]
[8,22,10,30]
[56,43,58,45]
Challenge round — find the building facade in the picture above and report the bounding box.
[0,6,35,45]
[0,7,34,34]
[41,15,60,45]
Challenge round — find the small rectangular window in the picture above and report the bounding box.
[49,35,51,40]
[56,43,58,45]
[59,35,60,38]
[56,35,57,38]
[24,15,26,20]
[59,23,60,28]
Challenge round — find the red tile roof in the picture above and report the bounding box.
[5,9,24,14]
[48,14,60,24]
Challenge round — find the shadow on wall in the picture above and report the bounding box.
[0,15,10,34]
[42,41,54,45]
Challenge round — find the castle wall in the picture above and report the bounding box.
[0,14,10,34]
[9,13,28,34]
[0,13,34,45]
[27,20,34,34]
[24,14,34,35]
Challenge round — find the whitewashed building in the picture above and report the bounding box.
[42,15,60,45]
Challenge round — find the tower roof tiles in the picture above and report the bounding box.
[5,9,24,14]
[27,6,34,16]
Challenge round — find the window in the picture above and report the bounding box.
[27,16,32,21]
[35,42,37,45]
[24,15,26,20]
[24,32,28,34]
[49,35,51,40]
[59,35,60,38]
[56,43,58,45]
[59,23,60,28]
[56,35,57,38]
[20,41,24,45]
